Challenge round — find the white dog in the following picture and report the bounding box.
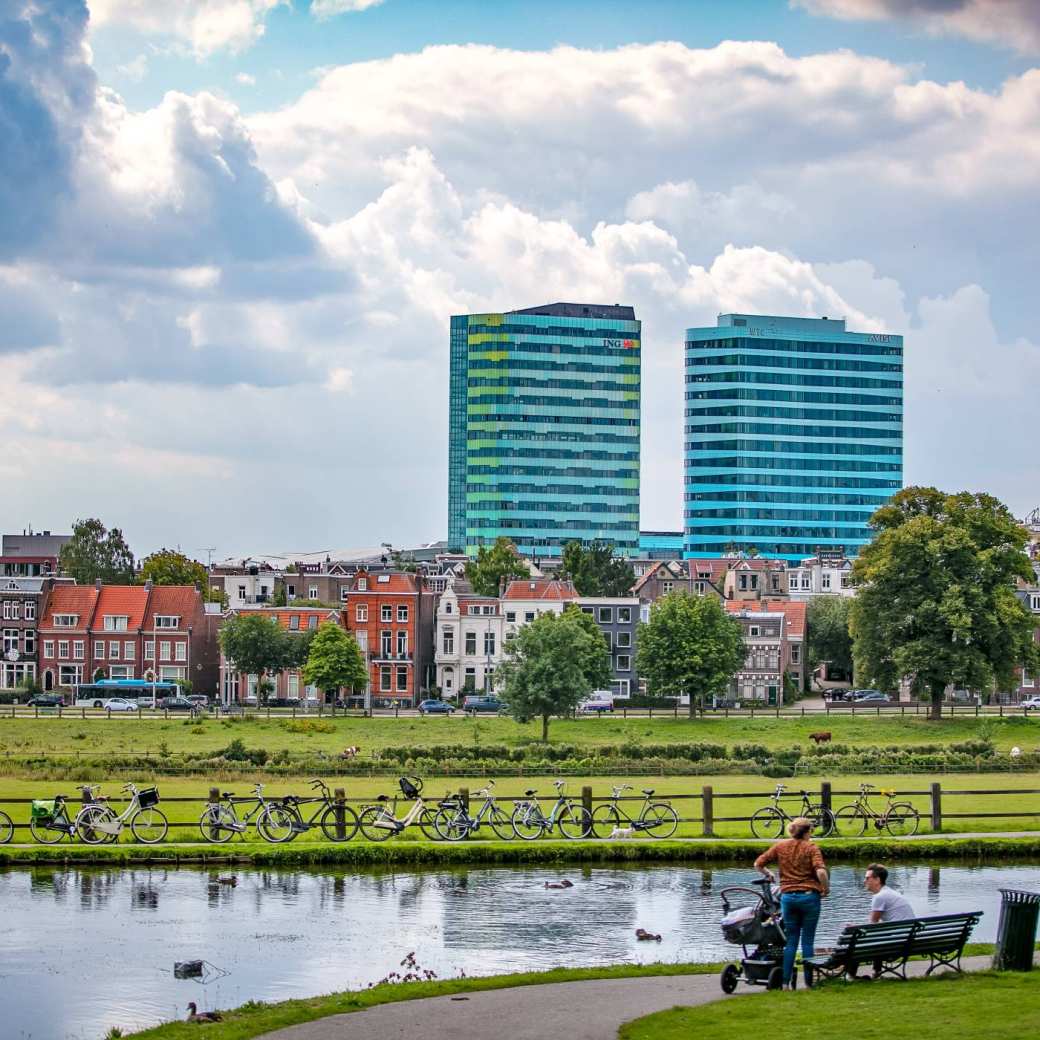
[609,826,635,840]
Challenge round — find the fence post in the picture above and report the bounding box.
[702,785,714,837]
[674,702,678,719]
[333,787,347,840]
[459,787,470,814]
[820,781,832,815]
[581,785,593,834]
[930,782,942,832]
[208,786,221,841]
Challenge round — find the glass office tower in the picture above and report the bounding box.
[449,302,641,558]
[684,314,902,559]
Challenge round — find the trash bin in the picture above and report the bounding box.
[992,889,1040,971]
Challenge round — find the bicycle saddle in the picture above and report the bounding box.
[221,791,235,798]
[375,794,390,802]
[641,789,654,796]
[881,789,896,797]
[524,789,537,797]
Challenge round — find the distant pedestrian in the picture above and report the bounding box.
[753,817,829,989]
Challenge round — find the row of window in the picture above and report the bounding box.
[467,465,639,480]
[686,439,902,457]
[686,540,863,557]
[688,387,902,407]
[378,664,411,692]
[1,600,36,621]
[349,604,409,623]
[687,354,901,374]
[685,404,902,423]
[467,501,638,515]
[687,472,901,489]
[441,630,497,656]
[686,524,870,538]
[468,376,639,393]
[2,629,35,653]
[687,458,902,475]
[469,410,638,428]
[686,490,890,506]
[466,429,639,448]
[688,372,901,390]
[685,422,901,440]
[469,393,636,411]
[468,358,639,377]
[41,640,187,661]
[686,337,901,358]
[467,483,636,498]
[685,508,872,523]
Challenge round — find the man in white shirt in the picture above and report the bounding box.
[848,863,915,978]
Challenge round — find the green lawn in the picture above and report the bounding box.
[619,971,1040,1040]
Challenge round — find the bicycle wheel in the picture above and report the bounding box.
[885,803,920,837]
[31,815,69,844]
[434,807,468,842]
[833,805,868,838]
[131,808,169,844]
[591,804,623,838]
[257,805,296,843]
[806,804,835,838]
[557,804,592,840]
[76,805,117,845]
[417,807,441,841]
[0,810,12,844]
[641,802,679,839]
[319,804,360,842]
[511,803,544,840]
[198,804,237,844]
[489,806,515,841]
[358,806,395,841]
[750,807,786,839]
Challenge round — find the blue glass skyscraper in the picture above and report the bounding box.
[449,303,641,558]
[683,314,903,559]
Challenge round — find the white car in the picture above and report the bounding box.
[578,694,614,713]
[104,697,138,712]
[1022,696,1040,710]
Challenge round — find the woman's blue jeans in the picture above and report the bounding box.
[780,890,821,985]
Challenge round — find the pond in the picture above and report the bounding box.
[1,861,1036,1039]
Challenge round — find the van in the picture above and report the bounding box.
[579,692,614,713]
[462,695,504,714]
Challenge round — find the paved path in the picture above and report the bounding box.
[258,955,1002,1040]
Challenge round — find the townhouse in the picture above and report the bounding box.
[1,577,71,690]
[0,530,69,579]
[434,581,504,699]
[576,596,640,699]
[786,549,855,600]
[500,578,578,641]
[724,598,807,702]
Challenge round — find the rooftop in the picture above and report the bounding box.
[509,302,636,321]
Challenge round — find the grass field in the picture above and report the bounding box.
[619,971,1040,1040]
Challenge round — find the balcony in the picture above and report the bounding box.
[371,651,414,663]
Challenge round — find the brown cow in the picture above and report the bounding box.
[809,731,832,745]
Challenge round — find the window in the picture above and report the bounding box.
[468,605,480,615]
[308,585,318,600]
[381,605,392,622]
[612,679,630,698]
[24,600,35,621]
[308,615,318,629]
[771,575,780,591]
[24,631,35,654]
[379,665,392,691]
[160,666,186,681]
[840,574,851,589]
[791,645,801,663]
[581,606,594,615]
[1024,669,1035,688]
[94,640,104,658]
[43,640,54,658]
[484,668,495,692]
[2,629,17,653]
[749,625,760,637]
[442,628,454,654]
[287,584,296,599]
[524,611,535,623]
[616,631,632,648]
[125,642,135,661]
[145,641,154,660]
[444,601,453,614]
[602,630,613,651]
[465,666,476,687]
[53,614,77,627]
[355,630,367,652]
[465,631,477,655]
[1032,594,1040,612]
[661,581,674,594]
[801,575,810,590]
[598,607,613,623]
[175,642,187,662]
[739,574,748,591]
[505,611,516,623]
[109,641,120,660]
[340,586,349,601]
[59,664,82,686]
[396,665,408,691]
[8,602,19,620]
[73,641,84,660]
[616,654,631,671]
[358,578,368,591]
[484,631,496,656]
[381,630,392,656]
[768,651,779,669]
[822,573,832,590]
[288,674,299,697]
[617,607,631,623]
[57,640,69,659]
[159,641,171,661]
[396,630,408,656]
[1,602,10,620]
[237,585,246,600]
[397,605,408,622]
[154,616,180,629]
[289,615,300,630]
[109,666,130,679]
[356,604,368,622]
[377,575,390,584]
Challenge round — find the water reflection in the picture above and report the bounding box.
[0,861,1036,1040]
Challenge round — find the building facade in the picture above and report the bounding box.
[1,577,65,690]
[724,605,789,705]
[449,302,641,558]
[1,530,69,578]
[433,583,504,699]
[786,549,855,600]
[500,578,579,640]
[576,597,640,699]
[684,313,903,560]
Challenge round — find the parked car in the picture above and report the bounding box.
[243,693,258,707]
[1021,695,1040,710]
[852,690,891,704]
[578,693,614,713]
[27,694,64,707]
[462,695,504,714]
[267,697,301,709]
[187,694,209,709]
[104,697,139,712]
[418,698,455,715]
[160,695,196,712]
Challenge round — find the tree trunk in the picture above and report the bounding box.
[541,713,550,742]
[929,681,946,721]
[688,691,695,719]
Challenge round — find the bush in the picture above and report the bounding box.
[949,739,995,758]
[282,719,336,735]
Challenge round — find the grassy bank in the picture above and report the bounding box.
[3,834,1039,868]
[620,971,1039,1040]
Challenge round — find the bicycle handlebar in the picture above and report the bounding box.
[76,784,100,794]
[553,780,566,790]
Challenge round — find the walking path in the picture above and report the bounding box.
[258,954,1003,1040]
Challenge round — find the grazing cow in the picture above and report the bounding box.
[340,745,361,759]
[809,731,832,745]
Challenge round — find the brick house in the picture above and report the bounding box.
[341,570,437,705]
[2,576,72,691]
[724,598,806,701]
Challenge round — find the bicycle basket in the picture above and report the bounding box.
[31,799,57,820]
[398,776,422,799]
[137,786,160,808]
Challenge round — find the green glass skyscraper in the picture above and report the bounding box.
[449,302,641,558]
[684,314,903,559]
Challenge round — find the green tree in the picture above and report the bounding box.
[805,597,854,685]
[139,549,207,587]
[558,540,635,597]
[637,592,745,716]
[59,518,135,585]
[219,613,297,706]
[464,537,528,597]
[497,606,612,741]
[302,622,368,702]
[850,486,1040,720]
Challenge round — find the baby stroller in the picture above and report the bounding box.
[719,877,791,992]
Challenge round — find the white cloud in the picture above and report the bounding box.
[115,53,148,81]
[235,72,256,86]
[794,0,1040,54]
[311,0,386,18]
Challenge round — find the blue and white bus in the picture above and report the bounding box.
[74,678,179,709]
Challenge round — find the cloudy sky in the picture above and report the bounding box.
[2,0,1038,560]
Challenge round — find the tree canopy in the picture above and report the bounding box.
[497,605,613,740]
[218,613,311,704]
[558,540,635,597]
[139,549,206,588]
[302,622,368,699]
[59,518,135,585]
[637,592,745,715]
[805,597,854,684]
[850,486,1039,719]
[464,537,528,597]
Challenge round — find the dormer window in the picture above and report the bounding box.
[154,616,180,629]
[358,578,368,591]
[289,615,300,630]
[469,606,479,615]
[103,615,129,632]
[444,601,453,614]
[377,574,390,584]
[54,614,78,627]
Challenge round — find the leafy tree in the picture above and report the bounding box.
[497,606,612,740]
[59,518,135,585]
[139,549,207,587]
[271,585,288,607]
[637,592,745,716]
[464,537,528,597]
[302,622,368,702]
[219,613,298,706]
[850,487,1040,720]
[805,597,854,684]
[558,540,635,597]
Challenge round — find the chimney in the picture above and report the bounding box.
[95,578,102,590]
[144,579,154,591]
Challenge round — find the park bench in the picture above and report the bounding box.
[806,911,983,982]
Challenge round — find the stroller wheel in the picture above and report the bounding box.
[767,966,784,990]
[720,964,740,994]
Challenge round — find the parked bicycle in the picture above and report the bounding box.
[591,785,679,839]
[77,782,168,845]
[750,783,835,839]
[356,776,442,841]
[275,778,360,842]
[510,780,592,840]
[29,791,81,844]
[434,780,514,841]
[0,807,12,844]
[198,783,297,843]
[833,783,920,837]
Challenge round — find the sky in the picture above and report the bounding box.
[2,0,1039,561]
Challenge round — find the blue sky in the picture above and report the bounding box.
[3,0,1039,559]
